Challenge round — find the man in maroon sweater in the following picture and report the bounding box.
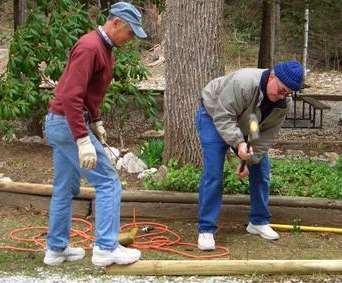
[44,2,147,267]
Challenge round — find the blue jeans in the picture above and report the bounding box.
[195,103,271,233]
[44,112,121,251]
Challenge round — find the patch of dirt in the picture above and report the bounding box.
[0,141,53,184]
[0,141,144,189]
[0,0,13,35]
[0,49,8,75]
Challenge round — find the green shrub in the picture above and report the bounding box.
[144,159,201,192]
[0,0,94,123]
[145,159,248,194]
[270,159,342,199]
[0,121,16,141]
[138,139,164,168]
[223,158,249,194]
[144,157,342,200]
[0,0,158,137]
[335,155,342,177]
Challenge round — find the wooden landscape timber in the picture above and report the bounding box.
[106,260,342,275]
[1,181,342,227]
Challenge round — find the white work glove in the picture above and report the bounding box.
[76,136,97,169]
[237,142,254,161]
[91,120,107,144]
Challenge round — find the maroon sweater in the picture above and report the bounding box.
[49,30,114,140]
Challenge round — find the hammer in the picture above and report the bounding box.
[239,113,260,172]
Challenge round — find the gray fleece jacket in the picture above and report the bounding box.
[201,68,291,164]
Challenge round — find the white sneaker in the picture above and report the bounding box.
[198,233,215,251]
[92,244,141,267]
[246,222,280,240]
[44,246,85,266]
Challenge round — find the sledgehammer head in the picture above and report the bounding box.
[248,113,260,142]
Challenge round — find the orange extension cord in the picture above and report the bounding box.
[0,210,229,259]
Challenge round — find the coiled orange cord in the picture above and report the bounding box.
[0,209,229,259]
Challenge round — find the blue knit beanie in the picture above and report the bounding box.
[274,60,304,91]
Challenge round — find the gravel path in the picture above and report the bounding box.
[0,274,245,283]
[1,273,342,283]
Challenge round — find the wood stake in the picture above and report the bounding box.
[106,260,342,275]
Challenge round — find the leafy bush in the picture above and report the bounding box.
[144,158,248,194]
[144,159,201,192]
[335,155,342,177]
[0,121,16,141]
[271,159,342,199]
[0,0,93,122]
[138,139,164,168]
[144,157,342,200]
[102,41,159,126]
[0,0,158,137]
[223,158,249,194]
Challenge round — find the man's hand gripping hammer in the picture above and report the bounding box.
[239,113,260,172]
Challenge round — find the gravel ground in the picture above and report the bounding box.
[0,273,245,283]
[278,99,342,145]
[1,274,342,283]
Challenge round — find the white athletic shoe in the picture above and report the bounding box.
[44,246,85,266]
[92,244,141,267]
[198,233,215,251]
[246,222,280,240]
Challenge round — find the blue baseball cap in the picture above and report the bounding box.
[110,2,147,39]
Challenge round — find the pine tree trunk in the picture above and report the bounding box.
[164,0,224,166]
[258,0,276,68]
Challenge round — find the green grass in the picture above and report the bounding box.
[144,156,342,200]
[138,139,164,168]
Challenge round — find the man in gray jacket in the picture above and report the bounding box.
[196,60,303,250]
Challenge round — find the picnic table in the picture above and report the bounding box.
[284,92,331,128]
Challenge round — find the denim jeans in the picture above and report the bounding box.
[44,112,121,251]
[195,103,271,233]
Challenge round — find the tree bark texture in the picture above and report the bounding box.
[143,1,163,45]
[274,0,281,62]
[99,0,110,10]
[258,0,276,68]
[13,0,28,30]
[164,0,224,166]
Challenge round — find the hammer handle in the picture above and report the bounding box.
[239,142,250,173]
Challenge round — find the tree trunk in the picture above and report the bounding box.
[164,0,224,166]
[143,1,163,45]
[258,0,276,68]
[99,0,110,10]
[13,0,28,30]
[27,113,43,137]
[274,0,281,62]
